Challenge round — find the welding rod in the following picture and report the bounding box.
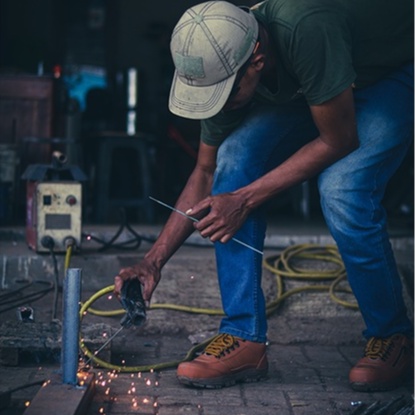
[149,196,263,256]
[81,325,125,369]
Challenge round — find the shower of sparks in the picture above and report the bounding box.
[89,352,160,414]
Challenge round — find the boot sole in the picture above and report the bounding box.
[177,368,268,389]
[350,377,407,392]
[350,366,413,392]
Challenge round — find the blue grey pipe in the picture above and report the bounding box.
[62,268,82,385]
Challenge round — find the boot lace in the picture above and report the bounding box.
[204,334,241,358]
[364,337,395,361]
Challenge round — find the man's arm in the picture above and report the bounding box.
[189,87,359,242]
[146,141,218,266]
[114,141,218,302]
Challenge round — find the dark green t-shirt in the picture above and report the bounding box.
[201,0,413,146]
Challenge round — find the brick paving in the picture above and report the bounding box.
[0,224,413,414]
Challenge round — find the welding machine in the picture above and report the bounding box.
[22,151,87,253]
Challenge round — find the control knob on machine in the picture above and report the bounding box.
[66,195,77,206]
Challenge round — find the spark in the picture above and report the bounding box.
[25,401,30,407]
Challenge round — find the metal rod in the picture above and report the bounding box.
[81,326,124,369]
[62,268,82,385]
[149,196,263,256]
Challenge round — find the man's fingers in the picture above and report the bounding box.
[186,197,211,217]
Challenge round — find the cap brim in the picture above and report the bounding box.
[169,70,237,120]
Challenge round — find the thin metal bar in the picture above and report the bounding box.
[81,326,124,369]
[149,196,263,256]
[62,268,82,385]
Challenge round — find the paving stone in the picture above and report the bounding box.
[0,225,412,415]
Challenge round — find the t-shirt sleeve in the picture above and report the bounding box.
[285,11,357,105]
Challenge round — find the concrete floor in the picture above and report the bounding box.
[0,215,413,415]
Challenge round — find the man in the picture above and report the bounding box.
[115,0,413,391]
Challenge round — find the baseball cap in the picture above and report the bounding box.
[169,1,259,120]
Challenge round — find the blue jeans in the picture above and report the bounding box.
[213,63,414,342]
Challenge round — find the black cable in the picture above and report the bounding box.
[49,247,60,320]
[82,208,143,252]
[0,279,33,301]
[82,207,219,252]
[0,280,54,314]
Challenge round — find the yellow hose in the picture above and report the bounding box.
[75,243,358,372]
[64,244,72,274]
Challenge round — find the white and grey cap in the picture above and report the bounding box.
[169,1,259,120]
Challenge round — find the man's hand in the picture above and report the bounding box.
[187,192,251,243]
[114,259,161,307]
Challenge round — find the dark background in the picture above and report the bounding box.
[0,0,412,226]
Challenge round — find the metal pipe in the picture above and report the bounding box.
[62,268,82,384]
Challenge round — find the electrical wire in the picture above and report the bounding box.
[64,243,73,274]
[263,243,358,314]
[81,208,149,252]
[76,243,359,372]
[0,280,54,314]
[0,279,33,301]
[49,247,60,320]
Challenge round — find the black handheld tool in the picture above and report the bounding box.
[119,279,147,328]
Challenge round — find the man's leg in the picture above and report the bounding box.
[213,103,318,342]
[318,63,414,391]
[177,102,318,388]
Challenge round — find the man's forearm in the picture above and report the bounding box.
[144,167,214,268]
[239,135,357,211]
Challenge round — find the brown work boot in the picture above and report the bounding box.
[177,333,268,388]
[349,333,414,391]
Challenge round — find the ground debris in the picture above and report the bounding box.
[350,395,414,415]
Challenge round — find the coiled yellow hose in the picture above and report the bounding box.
[76,243,358,372]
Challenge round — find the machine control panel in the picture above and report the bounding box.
[33,182,82,252]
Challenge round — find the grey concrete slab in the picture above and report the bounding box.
[0,223,413,415]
